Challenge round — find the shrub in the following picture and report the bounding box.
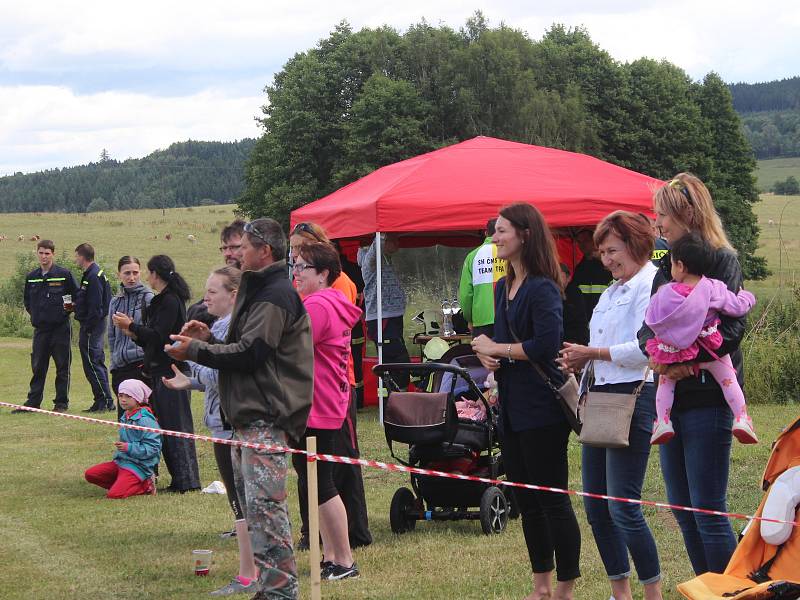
[744,287,800,404]
[0,304,34,338]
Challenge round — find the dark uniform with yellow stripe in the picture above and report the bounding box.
[75,262,114,411]
[571,255,612,318]
[23,265,79,409]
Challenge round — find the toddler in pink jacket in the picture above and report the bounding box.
[645,233,757,445]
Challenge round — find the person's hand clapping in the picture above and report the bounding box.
[161,364,192,390]
[112,312,133,330]
[558,342,594,373]
[180,319,211,341]
[471,335,500,371]
[164,334,192,361]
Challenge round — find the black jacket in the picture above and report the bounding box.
[24,264,79,330]
[638,247,746,411]
[187,260,313,442]
[130,288,189,378]
[74,262,112,329]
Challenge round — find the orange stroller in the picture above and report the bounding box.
[678,416,800,599]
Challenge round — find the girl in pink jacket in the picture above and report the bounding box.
[645,233,757,445]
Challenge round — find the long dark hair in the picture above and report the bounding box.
[499,203,562,290]
[146,255,191,302]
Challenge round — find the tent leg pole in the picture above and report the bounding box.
[375,232,384,425]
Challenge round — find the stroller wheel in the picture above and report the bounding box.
[390,487,418,534]
[479,486,508,535]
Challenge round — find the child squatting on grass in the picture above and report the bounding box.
[644,232,758,445]
[84,379,162,498]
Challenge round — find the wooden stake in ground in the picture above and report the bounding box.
[307,436,321,600]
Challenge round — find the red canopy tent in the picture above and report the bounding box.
[290,135,663,244]
[290,136,663,414]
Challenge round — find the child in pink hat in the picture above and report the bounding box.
[84,379,162,498]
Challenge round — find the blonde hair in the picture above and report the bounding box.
[653,172,733,251]
[211,266,241,292]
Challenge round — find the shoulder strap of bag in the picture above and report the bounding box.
[504,278,562,392]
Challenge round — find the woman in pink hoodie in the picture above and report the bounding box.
[292,241,363,581]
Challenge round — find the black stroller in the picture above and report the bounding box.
[375,351,513,535]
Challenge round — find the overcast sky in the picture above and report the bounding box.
[1,0,798,176]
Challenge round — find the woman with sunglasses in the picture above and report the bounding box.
[639,173,745,575]
[289,221,373,551]
[291,241,363,580]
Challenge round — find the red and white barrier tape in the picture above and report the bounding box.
[3,401,798,529]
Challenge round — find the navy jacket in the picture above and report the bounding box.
[493,276,567,432]
[24,264,79,330]
[75,262,112,329]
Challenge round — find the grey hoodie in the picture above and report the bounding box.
[108,282,154,370]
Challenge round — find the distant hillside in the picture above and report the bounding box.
[0,139,256,213]
[730,77,800,113]
[730,77,800,160]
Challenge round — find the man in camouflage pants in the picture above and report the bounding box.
[169,218,313,599]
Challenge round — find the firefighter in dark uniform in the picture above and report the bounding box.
[74,243,114,412]
[13,240,79,413]
[571,228,612,317]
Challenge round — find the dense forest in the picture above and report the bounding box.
[729,77,800,159]
[239,16,767,278]
[0,139,256,213]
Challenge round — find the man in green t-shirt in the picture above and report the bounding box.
[458,219,506,338]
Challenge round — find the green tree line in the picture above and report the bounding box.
[729,76,800,112]
[239,15,767,279]
[0,139,256,213]
[740,110,800,159]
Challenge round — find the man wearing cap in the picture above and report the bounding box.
[167,218,312,600]
[14,239,79,413]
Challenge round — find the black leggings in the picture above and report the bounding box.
[292,428,343,505]
[214,442,244,520]
[502,421,581,582]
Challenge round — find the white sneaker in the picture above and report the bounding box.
[651,418,675,445]
[732,414,758,444]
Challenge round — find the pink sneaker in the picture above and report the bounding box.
[650,418,675,445]
[732,414,758,444]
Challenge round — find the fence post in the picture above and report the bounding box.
[307,436,321,600]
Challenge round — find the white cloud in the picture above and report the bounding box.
[0,0,798,174]
[0,85,262,175]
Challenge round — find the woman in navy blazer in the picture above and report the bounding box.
[472,203,580,600]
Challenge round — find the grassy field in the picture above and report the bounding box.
[746,192,800,296]
[0,205,238,296]
[756,157,800,192]
[0,201,798,599]
[0,347,795,600]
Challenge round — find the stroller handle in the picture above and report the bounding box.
[372,362,472,378]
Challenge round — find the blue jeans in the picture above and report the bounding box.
[659,405,737,575]
[582,382,661,583]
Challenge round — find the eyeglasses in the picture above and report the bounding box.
[244,221,270,245]
[291,222,323,242]
[218,243,242,252]
[291,262,317,273]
